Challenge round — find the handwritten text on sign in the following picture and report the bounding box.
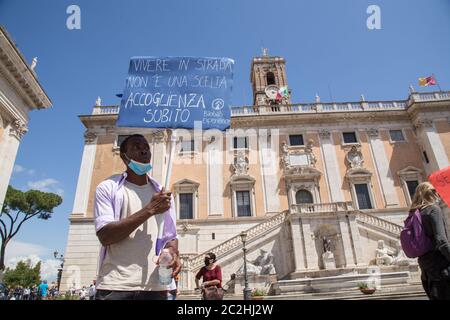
[117,57,234,131]
[429,166,450,207]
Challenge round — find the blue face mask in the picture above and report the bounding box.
[125,155,152,176]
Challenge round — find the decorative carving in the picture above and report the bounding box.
[152,130,167,144]
[281,140,317,169]
[9,120,28,139]
[232,151,249,176]
[84,130,97,144]
[366,128,379,137]
[414,119,433,130]
[281,141,289,165]
[318,130,331,139]
[95,96,102,106]
[346,145,364,169]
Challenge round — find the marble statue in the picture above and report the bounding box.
[322,237,332,253]
[320,236,336,269]
[392,241,415,266]
[236,249,276,276]
[375,240,395,266]
[95,96,102,107]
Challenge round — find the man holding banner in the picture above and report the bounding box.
[93,134,180,300]
[92,56,234,300]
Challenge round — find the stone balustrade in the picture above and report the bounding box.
[89,91,450,117]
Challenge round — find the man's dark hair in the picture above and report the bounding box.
[120,134,146,154]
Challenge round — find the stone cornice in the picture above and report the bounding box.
[0,26,52,109]
[231,110,410,128]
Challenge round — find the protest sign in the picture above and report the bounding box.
[429,166,450,207]
[117,56,234,131]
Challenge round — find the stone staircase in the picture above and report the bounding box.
[179,210,289,291]
[355,211,403,238]
[178,206,408,293]
[185,210,289,272]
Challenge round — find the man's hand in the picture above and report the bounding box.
[146,187,172,216]
[167,247,182,278]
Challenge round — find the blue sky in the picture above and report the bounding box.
[0,0,449,278]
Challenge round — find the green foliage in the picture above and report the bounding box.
[356,281,377,290]
[0,185,62,270]
[251,288,267,297]
[1,185,63,220]
[54,292,80,300]
[3,259,41,288]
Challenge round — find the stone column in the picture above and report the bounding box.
[301,219,319,270]
[71,130,98,217]
[0,120,27,207]
[366,128,399,207]
[207,136,224,216]
[415,119,450,173]
[337,214,356,267]
[289,216,307,271]
[258,129,280,213]
[319,130,344,202]
[347,213,366,266]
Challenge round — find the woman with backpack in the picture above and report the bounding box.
[409,182,450,300]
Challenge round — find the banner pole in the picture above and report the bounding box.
[165,129,177,190]
[433,73,443,92]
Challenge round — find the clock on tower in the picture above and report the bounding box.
[250,48,291,106]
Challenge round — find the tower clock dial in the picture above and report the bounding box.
[265,85,279,100]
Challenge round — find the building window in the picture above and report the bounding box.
[343,132,358,144]
[295,190,313,204]
[179,193,194,219]
[406,180,419,200]
[212,233,215,240]
[354,184,373,210]
[266,72,276,85]
[117,135,130,148]
[236,191,251,217]
[233,137,248,149]
[180,139,194,153]
[423,151,430,164]
[389,130,405,142]
[174,179,199,219]
[289,134,304,146]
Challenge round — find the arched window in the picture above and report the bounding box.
[266,72,275,85]
[295,190,313,204]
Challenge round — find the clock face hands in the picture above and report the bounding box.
[265,85,279,100]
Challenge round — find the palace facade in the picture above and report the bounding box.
[61,52,450,294]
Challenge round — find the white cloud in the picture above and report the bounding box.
[13,164,25,173]
[5,240,49,259]
[5,241,59,282]
[27,178,64,196]
[27,178,59,190]
[13,164,35,175]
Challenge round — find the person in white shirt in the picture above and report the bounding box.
[94,135,180,300]
[79,287,87,300]
[88,281,96,300]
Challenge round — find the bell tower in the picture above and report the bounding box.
[250,48,291,106]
